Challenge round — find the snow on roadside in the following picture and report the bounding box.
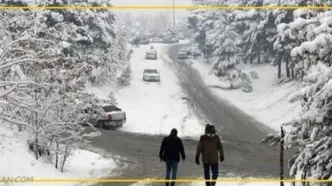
[87,44,204,138]
[0,125,121,186]
[189,59,302,131]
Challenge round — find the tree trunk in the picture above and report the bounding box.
[257,49,261,64]
[291,67,294,78]
[34,112,39,160]
[280,126,284,186]
[60,146,70,172]
[55,141,59,169]
[285,58,290,78]
[250,55,253,64]
[34,137,39,160]
[278,57,282,79]
[302,169,307,186]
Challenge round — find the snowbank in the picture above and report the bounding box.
[0,125,120,186]
[190,59,302,131]
[87,44,204,137]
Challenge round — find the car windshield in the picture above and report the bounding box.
[144,69,158,73]
[178,50,186,53]
[102,105,121,112]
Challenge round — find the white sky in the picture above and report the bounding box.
[111,0,193,19]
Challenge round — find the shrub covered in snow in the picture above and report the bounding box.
[0,0,131,172]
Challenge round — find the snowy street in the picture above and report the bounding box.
[2,0,332,185]
[88,44,203,137]
[86,44,293,186]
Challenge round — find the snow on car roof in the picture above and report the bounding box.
[144,69,159,73]
[101,103,115,107]
[146,49,156,52]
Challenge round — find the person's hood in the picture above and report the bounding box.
[170,129,177,137]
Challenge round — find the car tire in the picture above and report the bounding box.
[96,121,103,128]
[103,122,110,130]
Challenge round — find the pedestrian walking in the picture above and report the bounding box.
[195,124,224,186]
[159,128,186,186]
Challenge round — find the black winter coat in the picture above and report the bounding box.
[159,134,186,162]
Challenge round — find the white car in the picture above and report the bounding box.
[187,46,202,57]
[145,49,157,60]
[177,49,188,59]
[143,69,160,82]
[85,104,127,129]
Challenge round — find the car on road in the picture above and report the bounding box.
[87,104,127,130]
[186,46,202,57]
[177,49,188,59]
[140,37,150,45]
[145,48,157,60]
[171,37,179,43]
[143,69,160,82]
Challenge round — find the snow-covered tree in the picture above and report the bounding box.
[210,16,244,88]
[0,23,103,168]
[261,10,332,182]
[263,63,332,182]
[0,0,130,171]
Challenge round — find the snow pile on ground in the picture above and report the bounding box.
[88,44,204,137]
[0,125,120,186]
[190,59,302,131]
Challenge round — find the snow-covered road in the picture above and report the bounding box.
[88,44,204,137]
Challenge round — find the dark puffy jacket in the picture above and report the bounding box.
[196,134,224,164]
[159,134,186,162]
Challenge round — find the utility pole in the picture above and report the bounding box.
[280,126,285,186]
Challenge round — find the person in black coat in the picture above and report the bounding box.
[159,128,186,186]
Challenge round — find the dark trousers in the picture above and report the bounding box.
[203,163,219,186]
[165,160,179,186]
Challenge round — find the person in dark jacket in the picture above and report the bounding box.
[195,124,224,186]
[159,128,186,186]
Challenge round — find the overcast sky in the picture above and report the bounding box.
[111,0,193,19]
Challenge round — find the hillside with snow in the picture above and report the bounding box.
[190,59,302,131]
[0,124,121,186]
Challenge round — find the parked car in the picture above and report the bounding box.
[187,46,202,57]
[145,48,157,60]
[171,38,179,43]
[177,49,188,59]
[242,84,253,93]
[143,69,160,82]
[140,37,150,45]
[86,104,126,129]
[155,38,164,43]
